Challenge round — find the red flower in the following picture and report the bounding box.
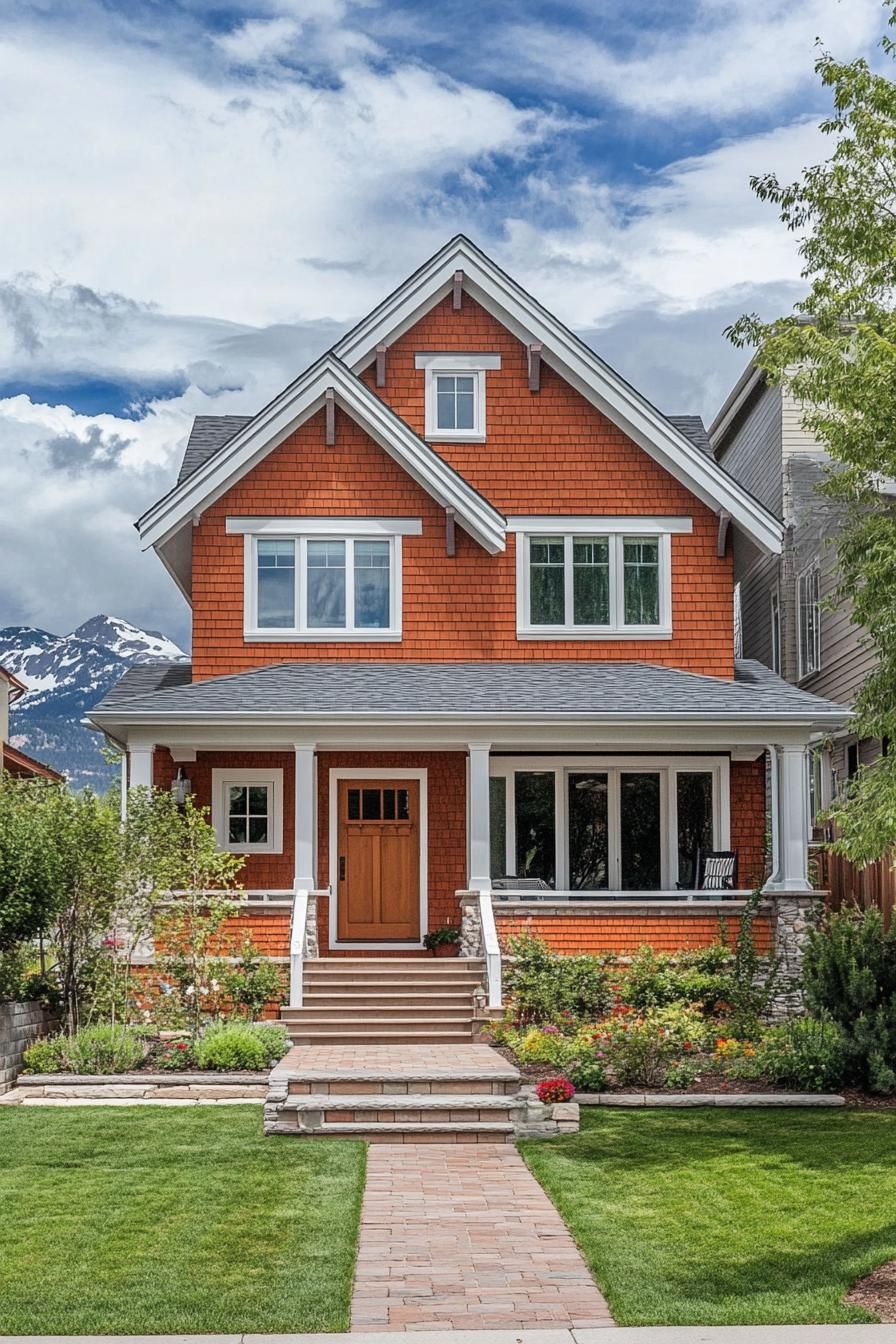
[536,1077,575,1104]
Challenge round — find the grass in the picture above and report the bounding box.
[0,1106,366,1335]
[521,1107,896,1326]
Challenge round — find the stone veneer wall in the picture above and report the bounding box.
[0,1001,57,1094]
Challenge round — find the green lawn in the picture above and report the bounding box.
[0,1107,365,1335]
[521,1107,896,1326]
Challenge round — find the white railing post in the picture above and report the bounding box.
[478,890,502,1010]
[289,888,309,1008]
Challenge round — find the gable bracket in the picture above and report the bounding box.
[717,511,731,558]
[325,387,336,446]
[445,507,456,557]
[452,270,464,310]
[375,343,388,388]
[528,342,543,393]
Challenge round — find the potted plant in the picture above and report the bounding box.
[423,926,461,958]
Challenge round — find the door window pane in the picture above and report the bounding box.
[623,539,660,625]
[515,772,555,885]
[347,789,360,820]
[354,540,390,628]
[489,776,507,878]
[568,773,609,890]
[361,788,381,820]
[529,537,565,625]
[306,540,346,627]
[573,538,610,625]
[676,772,713,888]
[256,539,295,628]
[620,772,661,889]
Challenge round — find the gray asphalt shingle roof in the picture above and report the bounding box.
[92,658,847,722]
[666,416,713,455]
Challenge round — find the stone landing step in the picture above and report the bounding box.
[285,1027,476,1045]
[281,1122,515,1142]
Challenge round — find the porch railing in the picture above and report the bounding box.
[479,891,502,1010]
[289,888,309,1009]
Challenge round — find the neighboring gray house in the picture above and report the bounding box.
[709,363,879,819]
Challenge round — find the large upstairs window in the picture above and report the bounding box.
[512,518,686,638]
[230,517,421,640]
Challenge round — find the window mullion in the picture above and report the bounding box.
[298,538,307,634]
[564,535,574,627]
[612,535,624,630]
[345,540,355,632]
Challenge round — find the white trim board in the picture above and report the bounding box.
[327,766,429,950]
[227,516,423,537]
[333,236,782,556]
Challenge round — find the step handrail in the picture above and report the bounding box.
[478,890,503,1010]
[289,888,309,1008]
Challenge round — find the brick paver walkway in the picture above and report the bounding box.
[350,1144,614,1332]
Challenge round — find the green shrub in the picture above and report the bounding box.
[803,907,896,1092]
[19,970,63,1012]
[568,1057,609,1092]
[23,1026,144,1075]
[623,945,733,1015]
[63,1025,145,1074]
[504,933,612,1024]
[22,1035,67,1073]
[223,941,286,1018]
[194,1021,289,1071]
[594,1005,706,1089]
[664,1057,701,1090]
[753,1017,847,1092]
[153,1038,195,1070]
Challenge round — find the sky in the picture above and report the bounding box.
[0,0,889,652]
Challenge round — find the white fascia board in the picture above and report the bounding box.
[333,238,783,557]
[137,355,505,556]
[507,515,693,534]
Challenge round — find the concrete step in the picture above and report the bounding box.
[283,1092,516,1114]
[282,1007,473,1022]
[291,1121,515,1139]
[306,957,483,966]
[285,1028,475,1044]
[297,992,474,1007]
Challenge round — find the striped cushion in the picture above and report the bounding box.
[702,856,735,889]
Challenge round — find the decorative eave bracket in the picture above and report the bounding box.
[528,342,543,393]
[325,387,336,446]
[717,511,731,557]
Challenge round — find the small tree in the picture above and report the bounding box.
[0,776,69,953]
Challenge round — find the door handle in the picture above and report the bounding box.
[339,856,346,881]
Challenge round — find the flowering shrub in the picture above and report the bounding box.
[593,1005,707,1088]
[751,1017,846,1092]
[568,1056,609,1093]
[154,1038,195,1071]
[505,1024,596,1069]
[504,933,612,1024]
[536,1077,575,1103]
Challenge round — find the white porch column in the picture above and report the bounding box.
[293,741,317,890]
[122,741,154,823]
[467,740,492,891]
[764,743,812,893]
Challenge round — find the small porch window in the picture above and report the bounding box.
[212,768,283,854]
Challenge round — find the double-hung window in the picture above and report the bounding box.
[231,517,421,640]
[797,561,821,679]
[514,519,684,637]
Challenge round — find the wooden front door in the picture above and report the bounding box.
[336,779,421,941]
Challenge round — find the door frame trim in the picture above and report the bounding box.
[328,767,428,950]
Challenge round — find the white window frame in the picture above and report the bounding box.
[797,560,821,680]
[415,352,500,442]
[510,517,689,639]
[212,768,283,855]
[489,754,729,891]
[229,517,422,642]
[770,586,781,674]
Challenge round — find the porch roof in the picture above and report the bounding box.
[90,657,848,730]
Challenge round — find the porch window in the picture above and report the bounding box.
[516,526,674,637]
[490,756,727,891]
[212,768,284,854]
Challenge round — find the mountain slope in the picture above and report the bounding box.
[0,616,188,789]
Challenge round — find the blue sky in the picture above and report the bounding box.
[0,0,888,650]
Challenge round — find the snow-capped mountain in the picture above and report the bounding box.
[0,615,188,789]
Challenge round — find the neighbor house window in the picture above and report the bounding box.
[212,769,283,854]
[231,517,421,640]
[516,526,676,636]
[797,561,821,679]
[770,587,781,673]
[416,352,500,441]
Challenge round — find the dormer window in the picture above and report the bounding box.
[415,352,500,442]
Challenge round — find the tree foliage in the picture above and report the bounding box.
[727,6,896,861]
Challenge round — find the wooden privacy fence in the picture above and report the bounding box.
[814,843,896,926]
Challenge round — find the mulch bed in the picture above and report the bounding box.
[846,1260,896,1321]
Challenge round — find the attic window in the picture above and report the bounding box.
[415,352,500,442]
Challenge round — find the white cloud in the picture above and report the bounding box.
[213,17,302,64]
[501,0,883,116]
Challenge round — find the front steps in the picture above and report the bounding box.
[264,1043,529,1143]
[280,957,486,1045]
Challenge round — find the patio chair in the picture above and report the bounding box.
[491,875,554,899]
[694,848,738,893]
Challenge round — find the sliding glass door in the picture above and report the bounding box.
[489,757,727,892]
